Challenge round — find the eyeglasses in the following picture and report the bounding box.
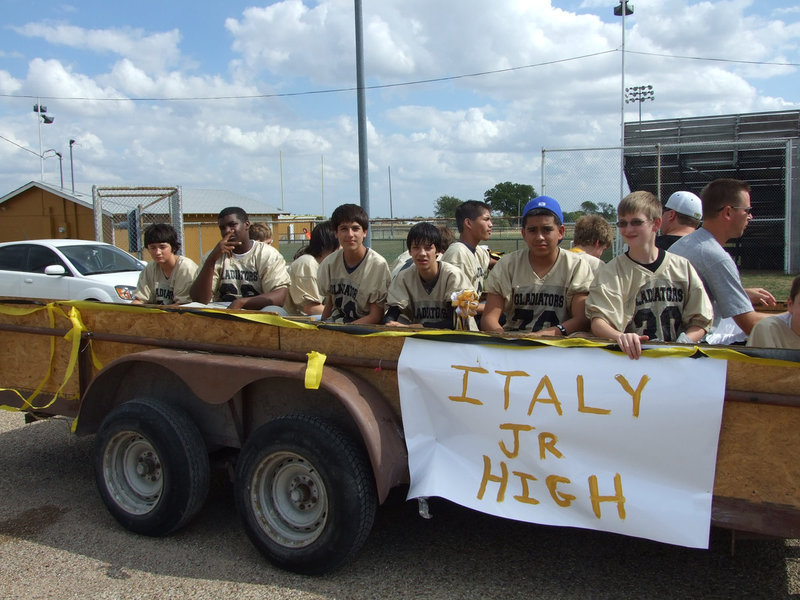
[728,205,753,215]
[616,218,650,228]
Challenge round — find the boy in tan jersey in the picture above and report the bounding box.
[384,222,474,329]
[569,214,614,276]
[441,200,493,299]
[133,223,199,305]
[319,203,391,324]
[586,191,712,360]
[190,207,290,310]
[481,196,593,335]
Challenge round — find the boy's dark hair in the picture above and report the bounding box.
[523,208,562,227]
[143,223,180,253]
[331,203,369,230]
[790,274,800,303]
[700,179,751,218]
[304,221,339,258]
[573,214,614,248]
[219,206,249,222]
[406,222,442,252]
[454,200,491,233]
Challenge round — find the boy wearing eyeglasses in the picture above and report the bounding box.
[481,196,593,336]
[586,191,712,359]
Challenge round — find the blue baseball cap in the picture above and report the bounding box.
[522,196,563,224]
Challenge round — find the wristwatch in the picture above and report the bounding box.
[555,324,568,336]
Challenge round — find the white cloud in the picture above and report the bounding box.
[12,23,183,73]
[1,0,799,218]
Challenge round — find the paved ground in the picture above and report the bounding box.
[0,410,797,599]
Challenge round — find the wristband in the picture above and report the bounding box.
[555,324,568,336]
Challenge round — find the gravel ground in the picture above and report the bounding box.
[0,410,798,599]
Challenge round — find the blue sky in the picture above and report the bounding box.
[1,0,799,217]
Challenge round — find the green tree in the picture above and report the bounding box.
[580,201,599,214]
[483,182,537,225]
[434,195,462,219]
[598,202,617,221]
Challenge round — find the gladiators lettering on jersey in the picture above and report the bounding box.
[635,286,684,306]
[412,302,454,329]
[507,284,568,332]
[221,269,259,282]
[329,278,361,322]
[627,278,688,341]
[154,286,174,304]
[218,267,262,301]
[513,291,565,309]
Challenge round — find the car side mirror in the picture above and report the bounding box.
[44,265,67,276]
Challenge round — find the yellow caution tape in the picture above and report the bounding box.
[304,351,326,389]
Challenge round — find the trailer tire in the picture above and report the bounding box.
[235,414,377,575]
[94,397,210,536]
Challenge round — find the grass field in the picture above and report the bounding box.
[740,271,796,301]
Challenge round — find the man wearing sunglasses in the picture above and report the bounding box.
[671,178,775,341]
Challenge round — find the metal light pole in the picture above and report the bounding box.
[33,101,54,180]
[69,139,76,193]
[42,149,63,187]
[625,84,655,131]
[614,0,633,257]
[354,0,371,245]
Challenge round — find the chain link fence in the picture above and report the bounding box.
[92,186,184,260]
[542,139,798,273]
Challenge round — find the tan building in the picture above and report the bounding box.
[0,182,310,264]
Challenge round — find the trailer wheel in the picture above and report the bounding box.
[235,414,377,575]
[94,397,210,536]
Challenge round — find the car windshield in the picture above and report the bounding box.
[58,244,144,276]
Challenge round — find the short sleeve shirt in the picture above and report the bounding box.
[134,256,199,305]
[318,248,391,323]
[670,228,752,329]
[585,251,713,342]
[441,241,491,296]
[284,253,323,316]
[386,261,474,329]
[484,248,593,332]
[210,241,290,302]
[747,313,800,349]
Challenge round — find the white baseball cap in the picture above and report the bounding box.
[664,191,702,220]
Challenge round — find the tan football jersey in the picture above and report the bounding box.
[569,248,604,276]
[284,253,323,316]
[386,261,474,329]
[134,255,199,305]
[318,248,391,323]
[485,247,593,332]
[747,313,800,349]
[441,241,490,295]
[585,251,713,342]
[210,241,290,303]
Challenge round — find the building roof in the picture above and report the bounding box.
[178,188,285,216]
[0,180,94,209]
[0,181,286,216]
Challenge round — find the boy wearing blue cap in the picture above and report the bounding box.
[481,196,593,335]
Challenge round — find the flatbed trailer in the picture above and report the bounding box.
[0,298,798,574]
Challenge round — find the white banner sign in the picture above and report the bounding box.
[397,338,727,548]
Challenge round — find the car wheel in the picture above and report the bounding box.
[94,397,210,536]
[235,414,377,575]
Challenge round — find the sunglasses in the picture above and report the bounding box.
[728,205,753,215]
[616,218,650,228]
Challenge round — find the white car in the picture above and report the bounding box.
[0,239,144,303]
